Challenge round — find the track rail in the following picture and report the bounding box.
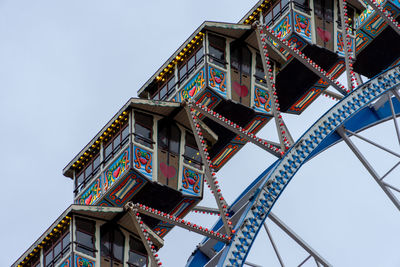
[217,65,400,266]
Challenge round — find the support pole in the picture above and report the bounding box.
[268,212,332,267]
[337,127,400,211]
[263,222,285,267]
[184,104,232,235]
[387,92,400,145]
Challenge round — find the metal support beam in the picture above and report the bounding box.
[323,90,344,101]
[131,203,229,243]
[126,208,158,267]
[191,103,282,157]
[359,0,400,36]
[387,92,400,145]
[268,212,331,267]
[192,205,220,215]
[184,104,232,235]
[337,127,400,211]
[345,129,400,158]
[264,222,285,267]
[298,255,312,267]
[255,24,294,150]
[338,0,355,90]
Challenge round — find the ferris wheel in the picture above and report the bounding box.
[141,0,400,266]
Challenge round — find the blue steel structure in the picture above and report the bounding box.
[187,65,400,266]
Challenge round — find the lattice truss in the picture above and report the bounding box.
[124,0,400,265]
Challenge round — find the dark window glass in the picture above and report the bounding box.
[273,3,281,18]
[93,156,100,172]
[179,64,187,81]
[196,47,204,63]
[85,166,92,179]
[230,45,240,70]
[282,0,289,8]
[255,54,265,79]
[208,34,226,68]
[105,143,112,159]
[76,218,96,257]
[53,242,62,259]
[134,112,153,148]
[167,78,175,92]
[122,126,129,143]
[77,173,84,186]
[188,56,196,73]
[184,132,202,168]
[113,136,121,151]
[158,120,180,155]
[265,12,272,24]
[128,237,147,267]
[159,84,167,100]
[45,251,53,267]
[241,47,251,75]
[62,232,70,253]
[101,224,125,263]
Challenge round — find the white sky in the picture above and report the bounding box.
[1,1,400,266]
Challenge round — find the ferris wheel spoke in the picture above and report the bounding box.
[263,222,285,267]
[392,88,400,103]
[268,212,331,267]
[185,104,233,236]
[387,92,400,146]
[297,255,312,267]
[190,101,283,157]
[338,0,358,90]
[380,161,400,181]
[344,129,400,158]
[244,261,264,267]
[337,126,400,211]
[383,182,400,194]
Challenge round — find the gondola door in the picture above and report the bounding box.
[230,42,252,107]
[314,0,334,50]
[157,119,180,190]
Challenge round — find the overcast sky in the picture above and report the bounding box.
[2,1,400,266]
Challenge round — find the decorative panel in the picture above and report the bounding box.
[293,12,312,42]
[181,167,202,197]
[289,86,323,113]
[208,66,227,99]
[74,255,95,267]
[153,224,172,238]
[211,143,241,169]
[316,60,345,88]
[362,2,399,38]
[75,177,101,205]
[103,147,131,192]
[179,67,206,101]
[105,172,147,207]
[245,115,269,134]
[273,13,292,39]
[337,31,355,57]
[355,31,373,53]
[253,86,272,115]
[59,257,71,267]
[97,199,113,207]
[170,198,198,218]
[195,90,221,119]
[133,146,153,180]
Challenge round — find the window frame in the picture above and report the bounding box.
[207,33,227,68]
[127,236,148,267]
[74,153,101,194]
[43,231,71,267]
[75,217,96,257]
[178,45,205,85]
[100,224,125,264]
[263,0,292,26]
[183,131,202,169]
[134,112,154,149]
[103,123,130,164]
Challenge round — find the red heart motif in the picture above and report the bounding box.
[85,195,93,205]
[188,177,196,185]
[189,86,197,97]
[233,82,248,97]
[299,22,306,29]
[317,27,331,42]
[259,96,266,104]
[113,167,121,178]
[215,77,221,83]
[159,162,176,179]
[139,157,147,165]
